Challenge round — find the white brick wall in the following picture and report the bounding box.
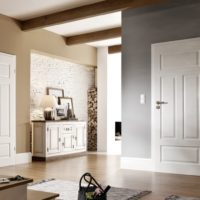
[30,53,95,121]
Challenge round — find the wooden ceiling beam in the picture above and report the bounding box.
[108,45,122,54]
[66,27,121,45]
[20,0,165,31]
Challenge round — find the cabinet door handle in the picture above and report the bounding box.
[73,136,77,140]
[47,148,49,152]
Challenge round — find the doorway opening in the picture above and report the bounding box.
[107,52,121,154]
[115,121,121,141]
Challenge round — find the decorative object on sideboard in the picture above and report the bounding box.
[59,97,77,120]
[47,87,64,104]
[55,106,67,120]
[40,95,57,120]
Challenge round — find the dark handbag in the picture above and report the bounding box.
[78,173,111,200]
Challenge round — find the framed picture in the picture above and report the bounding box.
[55,106,67,120]
[47,87,64,104]
[59,97,74,118]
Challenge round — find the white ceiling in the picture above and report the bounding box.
[0,0,121,47]
[0,0,103,20]
[87,37,121,47]
[45,12,121,37]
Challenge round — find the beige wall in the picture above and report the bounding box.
[0,14,97,153]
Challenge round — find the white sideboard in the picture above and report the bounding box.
[31,121,87,160]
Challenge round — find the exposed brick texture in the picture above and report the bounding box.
[30,53,95,121]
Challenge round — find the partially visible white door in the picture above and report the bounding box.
[0,52,16,167]
[152,38,200,175]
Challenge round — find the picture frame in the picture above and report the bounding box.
[55,106,67,120]
[58,97,75,119]
[46,87,64,104]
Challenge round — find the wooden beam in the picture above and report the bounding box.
[20,0,166,31]
[108,45,122,54]
[66,27,121,45]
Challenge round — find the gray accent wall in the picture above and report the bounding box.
[122,1,200,158]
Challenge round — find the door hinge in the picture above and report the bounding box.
[47,148,49,152]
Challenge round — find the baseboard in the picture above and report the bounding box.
[15,152,32,165]
[120,157,155,171]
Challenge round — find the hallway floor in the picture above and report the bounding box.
[0,154,200,200]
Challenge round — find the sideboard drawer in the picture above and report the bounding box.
[62,125,73,134]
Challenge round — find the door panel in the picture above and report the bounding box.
[46,125,61,154]
[74,125,86,150]
[0,84,10,137]
[183,75,199,139]
[0,63,10,78]
[62,124,74,152]
[161,51,199,69]
[62,133,73,152]
[0,143,10,157]
[152,38,200,175]
[161,146,199,163]
[0,53,16,167]
[160,76,176,138]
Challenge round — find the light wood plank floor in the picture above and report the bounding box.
[0,154,200,200]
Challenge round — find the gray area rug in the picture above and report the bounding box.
[28,179,151,200]
[165,195,200,200]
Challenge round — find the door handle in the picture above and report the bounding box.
[156,101,168,105]
[156,101,168,109]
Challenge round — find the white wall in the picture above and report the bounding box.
[97,48,121,153]
[97,47,108,152]
[107,53,121,154]
[31,52,95,121]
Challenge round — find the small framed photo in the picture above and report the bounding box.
[59,97,74,118]
[47,87,64,104]
[55,106,67,120]
[56,107,66,117]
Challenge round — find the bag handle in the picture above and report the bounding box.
[79,172,93,191]
[79,173,104,192]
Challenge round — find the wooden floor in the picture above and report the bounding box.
[0,154,200,200]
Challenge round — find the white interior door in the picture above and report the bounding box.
[152,38,200,176]
[0,52,16,167]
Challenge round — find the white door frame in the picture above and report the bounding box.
[151,45,157,171]
[0,52,16,167]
